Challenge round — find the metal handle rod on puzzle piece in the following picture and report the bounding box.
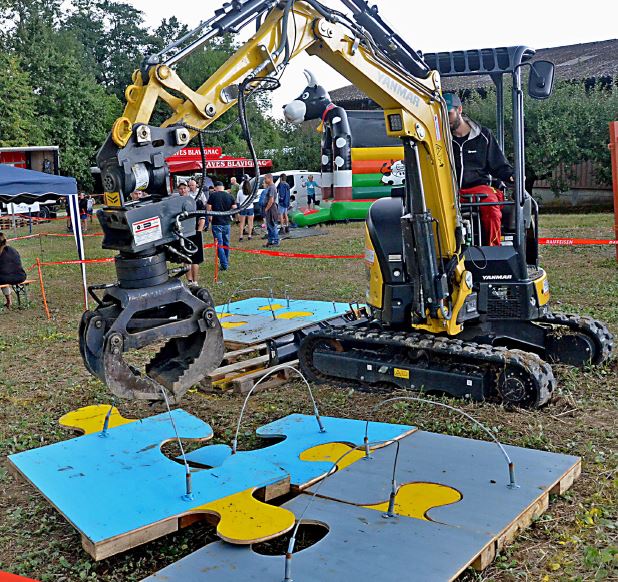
[232,365,325,455]
[223,288,271,315]
[364,396,518,489]
[158,386,194,501]
[225,276,275,312]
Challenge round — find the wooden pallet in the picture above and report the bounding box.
[223,339,258,351]
[230,360,300,395]
[0,216,27,229]
[221,342,268,365]
[200,341,301,395]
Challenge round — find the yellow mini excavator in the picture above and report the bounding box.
[80,0,612,407]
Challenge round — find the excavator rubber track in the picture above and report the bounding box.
[299,320,556,408]
[538,311,614,365]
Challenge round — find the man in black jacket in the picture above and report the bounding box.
[445,92,513,245]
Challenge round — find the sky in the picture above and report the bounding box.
[125,0,616,118]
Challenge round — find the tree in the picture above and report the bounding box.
[267,121,322,170]
[3,0,121,185]
[62,0,153,99]
[0,50,44,145]
[463,80,618,193]
[149,16,189,53]
[62,0,109,83]
[99,0,152,97]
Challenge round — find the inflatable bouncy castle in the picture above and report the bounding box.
[348,110,404,201]
[283,72,403,226]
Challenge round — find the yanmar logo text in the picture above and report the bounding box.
[377,73,421,108]
[482,275,513,281]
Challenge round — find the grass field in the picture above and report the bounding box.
[0,213,616,581]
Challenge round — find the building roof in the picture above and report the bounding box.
[329,39,618,106]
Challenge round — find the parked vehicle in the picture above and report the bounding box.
[0,146,62,218]
[249,170,322,216]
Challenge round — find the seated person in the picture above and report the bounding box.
[0,232,27,308]
[444,93,514,246]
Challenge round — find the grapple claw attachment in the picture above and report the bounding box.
[79,279,224,403]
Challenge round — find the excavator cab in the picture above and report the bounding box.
[420,47,610,364]
[424,47,549,267]
[424,47,553,265]
[365,47,610,368]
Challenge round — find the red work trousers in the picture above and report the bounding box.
[460,185,504,246]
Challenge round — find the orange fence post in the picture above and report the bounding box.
[609,121,618,263]
[213,239,219,283]
[35,257,51,320]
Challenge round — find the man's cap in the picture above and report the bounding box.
[443,92,462,110]
[214,180,224,187]
[177,178,188,186]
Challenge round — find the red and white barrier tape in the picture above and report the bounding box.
[7,232,103,242]
[14,236,618,273]
[209,243,363,259]
[538,238,618,246]
[35,257,114,267]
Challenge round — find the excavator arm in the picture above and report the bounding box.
[83,0,473,402]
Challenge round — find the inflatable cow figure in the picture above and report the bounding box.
[283,70,352,200]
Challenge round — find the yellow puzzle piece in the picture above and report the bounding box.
[191,488,295,544]
[300,442,368,471]
[300,443,461,521]
[59,404,135,435]
[275,311,313,320]
[363,482,462,520]
[221,320,248,329]
[257,304,285,311]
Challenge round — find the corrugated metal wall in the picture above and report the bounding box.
[534,160,610,190]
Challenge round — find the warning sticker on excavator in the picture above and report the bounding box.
[132,216,162,246]
[104,192,121,207]
[394,368,410,379]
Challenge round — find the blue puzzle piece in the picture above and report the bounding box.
[8,412,413,560]
[8,410,287,549]
[215,298,356,344]
[216,297,352,321]
[182,414,416,489]
[181,443,231,468]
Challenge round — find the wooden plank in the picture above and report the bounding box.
[221,343,267,365]
[231,360,299,395]
[550,459,581,495]
[0,280,34,290]
[471,543,497,571]
[82,518,179,561]
[208,355,270,381]
[224,339,260,351]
